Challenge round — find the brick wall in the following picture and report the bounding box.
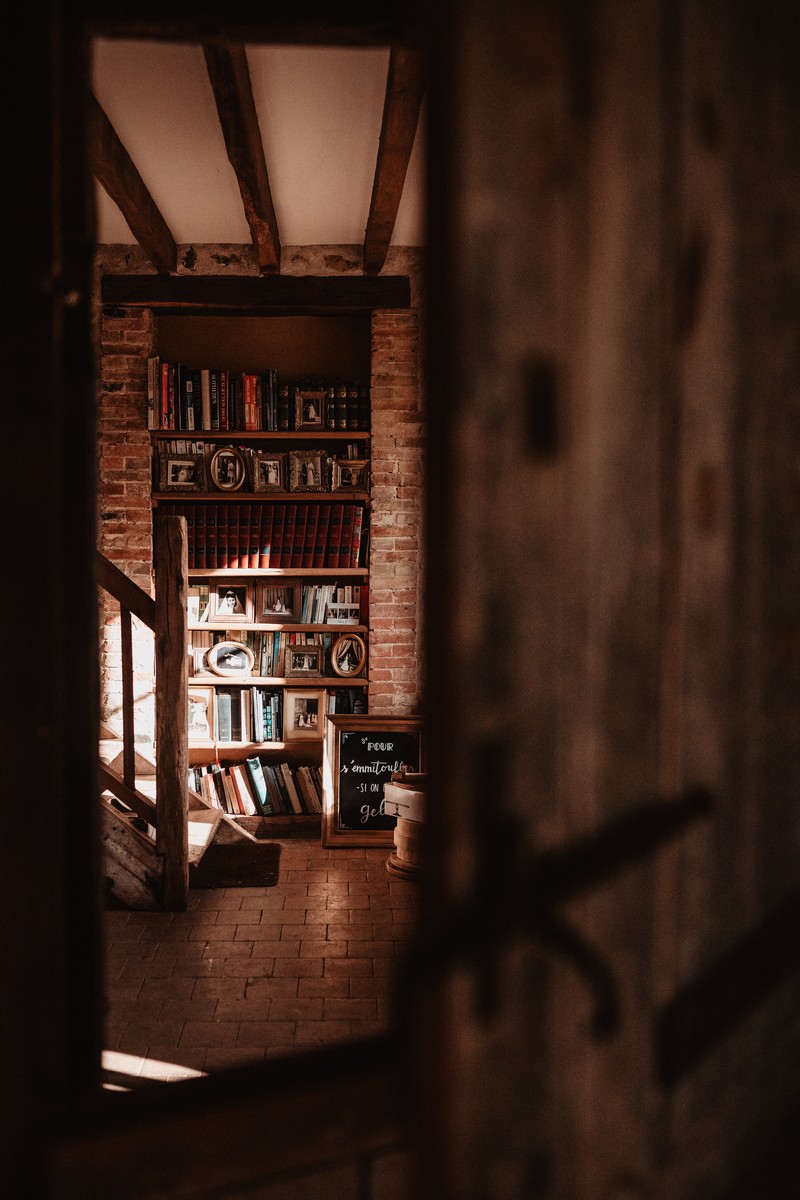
[93,246,424,738]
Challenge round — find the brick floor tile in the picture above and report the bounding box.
[214,997,273,1022]
[193,978,247,1000]
[327,895,371,910]
[372,923,404,941]
[245,977,299,999]
[323,998,379,1021]
[189,925,237,942]
[273,957,323,978]
[299,940,348,958]
[222,958,275,977]
[268,998,324,1021]
[242,1022,299,1051]
[225,886,268,899]
[203,940,255,957]
[172,956,228,977]
[352,940,397,959]
[120,1020,184,1051]
[283,894,317,909]
[121,998,165,1021]
[180,1021,239,1047]
[160,998,219,1023]
[191,893,244,910]
[294,1021,354,1046]
[241,894,287,911]
[203,1047,266,1070]
[138,975,195,998]
[372,958,401,976]
[213,908,263,925]
[144,1046,209,1074]
[106,980,144,1002]
[348,908,376,924]
[237,924,284,941]
[328,925,373,941]
[324,957,373,977]
[348,977,394,1000]
[297,976,350,998]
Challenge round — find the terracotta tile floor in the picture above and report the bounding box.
[103,836,419,1081]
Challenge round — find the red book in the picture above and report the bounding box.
[313,506,331,567]
[160,361,170,428]
[339,505,355,570]
[359,582,369,626]
[243,373,259,430]
[217,501,229,568]
[291,504,308,568]
[195,504,207,570]
[228,503,240,569]
[206,503,218,569]
[246,504,258,569]
[349,504,363,568]
[259,505,274,568]
[281,505,297,568]
[239,504,250,570]
[271,504,286,568]
[327,504,344,568]
[303,505,320,568]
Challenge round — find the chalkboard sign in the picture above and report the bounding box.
[322,715,424,847]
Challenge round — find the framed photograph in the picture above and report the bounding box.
[331,458,370,493]
[206,640,255,678]
[322,715,425,847]
[209,446,247,492]
[159,453,205,492]
[330,633,366,677]
[255,582,300,623]
[187,686,214,742]
[326,602,361,626]
[284,688,325,740]
[288,449,327,492]
[294,385,326,430]
[253,452,286,492]
[285,644,323,678]
[209,582,251,624]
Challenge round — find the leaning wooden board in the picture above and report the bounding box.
[322,714,424,847]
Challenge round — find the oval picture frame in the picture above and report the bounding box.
[330,633,367,678]
[206,640,255,678]
[209,446,247,492]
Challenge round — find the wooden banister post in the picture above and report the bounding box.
[154,514,189,910]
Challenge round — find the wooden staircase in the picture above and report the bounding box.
[98,516,280,911]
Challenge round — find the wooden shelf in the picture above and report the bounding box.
[190,675,368,687]
[150,430,369,441]
[187,567,367,578]
[189,741,323,766]
[153,491,369,504]
[189,622,367,633]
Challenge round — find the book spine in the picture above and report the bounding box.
[185,506,196,570]
[350,504,363,568]
[327,504,344,567]
[358,383,370,430]
[313,506,331,568]
[200,368,211,430]
[228,503,240,569]
[238,504,250,572]
[346,384,360,430]
[220,370,229,431]
[147,356,158,429]
[303,505,320,568]
[195,504,207,570]
[206,504,218,569]
[271,504,287,568]
[259,504,274,569]
[291,505,308,568]
[217,500,229,568]
[339,505,355,569]
[161,361,170,428]
[334,384,348,430]
[209,369,220,430]
[277,384,290,431]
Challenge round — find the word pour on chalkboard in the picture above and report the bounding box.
[337,731,422,832]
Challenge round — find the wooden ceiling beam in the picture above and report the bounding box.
[363,45,425,276]
[203,41,281,274]
[86,92,177,275]
[101,273,411,312]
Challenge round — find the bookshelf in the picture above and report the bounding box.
[149,314,373,831]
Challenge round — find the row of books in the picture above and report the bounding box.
[189,757,323,817]
[160,501,367,570]
[189,683,366,745]
[148,358,370,432]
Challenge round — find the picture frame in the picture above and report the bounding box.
[283,688,325,740]
[208,582,252,624]
[187,686,215,742]
[322,715,425,847]
[159,452,205,492]
[205,640,255,678]
[293,385,326,430]
[255,582,300,623]
[326,603,361,626]
[288,449,327,492]
[284,644,323,678]
[253,452,286,492]
[330,458,370,493]
[209,446,247,492]
[330,633,366,677]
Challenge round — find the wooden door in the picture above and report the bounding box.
[419,1,800,1197]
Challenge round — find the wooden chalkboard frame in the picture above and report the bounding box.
[322,715,425,847]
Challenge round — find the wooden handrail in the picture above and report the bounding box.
[97,517,189,910]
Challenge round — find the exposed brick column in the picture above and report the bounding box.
[369,310,424,716]
[98,305,157,743]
